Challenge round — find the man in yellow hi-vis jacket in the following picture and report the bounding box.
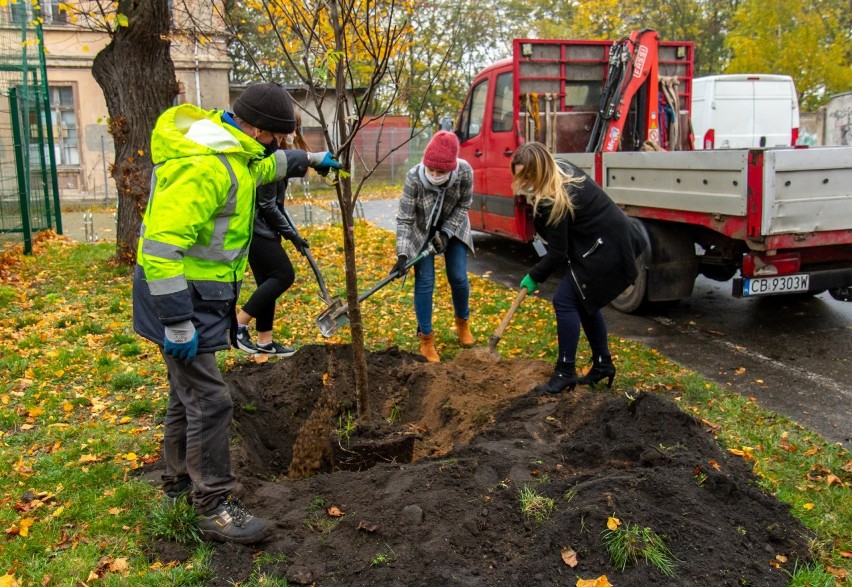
[133,83,339,544]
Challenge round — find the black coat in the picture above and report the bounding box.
[528,162,645,314]
[253,149,310,241]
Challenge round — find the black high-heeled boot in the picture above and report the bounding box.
[579,355,616,388]
[533,361,577,395]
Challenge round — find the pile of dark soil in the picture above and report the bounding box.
[152,344,814,586]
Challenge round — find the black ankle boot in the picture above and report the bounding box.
[534,362,577,395]
[579,355,616,388]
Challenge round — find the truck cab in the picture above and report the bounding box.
[456,58,522,239]
[456,33,694,243]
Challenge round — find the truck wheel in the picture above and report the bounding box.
[611,218,651,314]
[611,249,649,313]
[828,287,851,302]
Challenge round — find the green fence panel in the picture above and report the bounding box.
[0,6,61,252]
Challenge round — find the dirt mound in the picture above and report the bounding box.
[154,344,814,586]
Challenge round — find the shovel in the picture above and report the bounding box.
[316,245,436,338]
[486,286,528,355]
[282,208,345,317]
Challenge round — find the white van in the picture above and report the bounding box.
[691,74,800,149]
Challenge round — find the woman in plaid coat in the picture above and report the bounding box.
[390,131,475,362]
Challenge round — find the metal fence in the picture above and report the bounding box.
[302,125,432,186]
[0,10,61,253]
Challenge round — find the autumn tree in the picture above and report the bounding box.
[224,0,415,421]
[59,1,227,263]
[57,1,178,262]
[725,0,852,109]
[396,0,510,127]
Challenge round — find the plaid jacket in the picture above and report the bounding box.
[395,160,474,259]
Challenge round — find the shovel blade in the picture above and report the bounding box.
[316,298,349,338]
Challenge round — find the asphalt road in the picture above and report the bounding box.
[64,203,852,447]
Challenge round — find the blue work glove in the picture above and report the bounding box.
[431,231,449,254]
[308,151,342,177]
[520,274,538,293]
[389,254,408,279]
[164,320,198,363]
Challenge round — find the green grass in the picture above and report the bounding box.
[602,521,678,577]
[0,225,848,585]
[518,484,556,525]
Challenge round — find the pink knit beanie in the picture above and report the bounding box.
[423,131,459,172]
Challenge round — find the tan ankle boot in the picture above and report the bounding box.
[418,332,440,363]
[455,317,474,346]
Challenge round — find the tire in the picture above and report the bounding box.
[611,218,651,314]
[611,247,649,313]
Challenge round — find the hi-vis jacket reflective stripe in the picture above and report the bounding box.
[132,104,288,352]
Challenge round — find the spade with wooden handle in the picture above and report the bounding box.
[487,287,528,354]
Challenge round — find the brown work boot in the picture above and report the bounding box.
[418,332,440,363]
[455,316,474,346]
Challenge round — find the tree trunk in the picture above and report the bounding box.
[91,0,178,264]
[328,0,372,422]
[339,188,371,422]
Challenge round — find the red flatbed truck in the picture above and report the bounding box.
[455,30,852,311]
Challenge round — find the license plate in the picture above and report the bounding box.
[743,274,810,296]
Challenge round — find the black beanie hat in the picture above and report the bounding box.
[233,82,296,134]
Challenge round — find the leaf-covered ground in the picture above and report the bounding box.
[0,225,848,586]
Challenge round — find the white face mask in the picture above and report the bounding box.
[426,171,451,185]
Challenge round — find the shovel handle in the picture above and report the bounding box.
[358,245,436,303]
[304,249,334,303]
[282,207,334,304]
[492,287,528,341]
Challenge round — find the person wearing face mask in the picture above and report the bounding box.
[389,130,475,363]
[235,111,340,355]
[132,82,325,545]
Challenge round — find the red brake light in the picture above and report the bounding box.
[703,129,714,149]
[742,253,801,277]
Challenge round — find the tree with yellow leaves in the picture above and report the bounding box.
[224,0,418,420]
[725,0,852,109]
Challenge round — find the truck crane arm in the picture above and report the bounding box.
[587,29,661,153]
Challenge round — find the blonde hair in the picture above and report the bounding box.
[510,142,583,225]
[287,111,309,151]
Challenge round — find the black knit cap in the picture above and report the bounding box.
[233,82,296,134]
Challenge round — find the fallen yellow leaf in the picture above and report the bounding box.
[0,572,19,587]
[560,547,578,567]
[803,503,815,510]
[576,576,613,587]
[606,516,621,531]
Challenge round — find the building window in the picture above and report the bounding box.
[50,87,79,165]
[3,0,67,25]
[28,86,79,166]
[43,0,68,24]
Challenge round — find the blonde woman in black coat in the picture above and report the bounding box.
[511,142,645,394]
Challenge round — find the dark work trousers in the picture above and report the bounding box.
[243,234,296,332]
[161,351,237,514]
[552,272,610,365]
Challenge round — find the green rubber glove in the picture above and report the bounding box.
[520,274,538,292]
